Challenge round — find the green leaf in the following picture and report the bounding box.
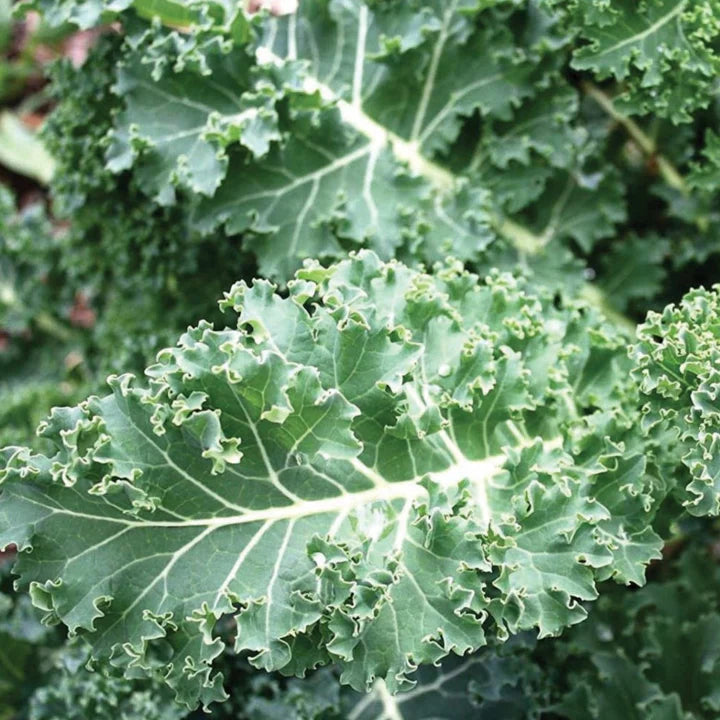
[107,46,281,205]
[567,0,720,123]
[0,252,663,708]
[261,0,535,154]
[597,234,671,315]
[101,0,544,278]
[688,129,720,195]
[633,286,720,516]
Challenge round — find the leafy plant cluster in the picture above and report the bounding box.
[1,0,720,717]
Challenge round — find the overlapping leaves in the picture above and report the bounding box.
[9,528,720,719]
[32,0,629,282]
[4,0,720,716]
[32,0,720,324]
[272,527,720,719]
[104,0,542,278]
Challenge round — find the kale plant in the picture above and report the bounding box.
[1,0,719,716]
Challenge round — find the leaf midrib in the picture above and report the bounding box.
[17,430,563,535]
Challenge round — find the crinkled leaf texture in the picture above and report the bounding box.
[634,286,720,516]
[565,0,720,122]
[103,0,525,278]
[35,0,669,300]
[0,252,663,708]
[25,0,720,315]
[338,533,720,720]
[550,543,720,720]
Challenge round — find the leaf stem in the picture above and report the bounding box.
[582,81,687,195]
[492,216,544,255]
[374,680,403,720]
[289,63,638,334]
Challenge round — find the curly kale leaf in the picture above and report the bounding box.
[0,251,665,708]
[633,286,720,517]
[564,0,720,123]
